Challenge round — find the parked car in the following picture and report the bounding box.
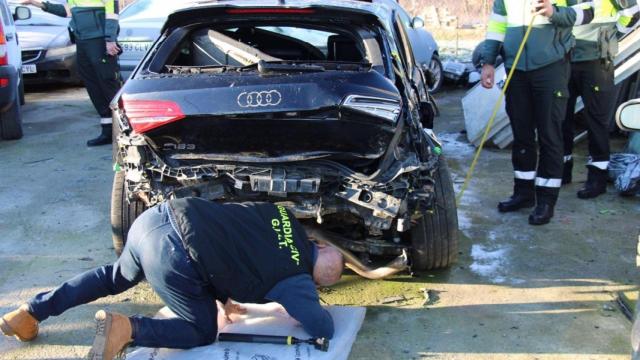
[118,0,192,80]
[0,0,30,140]
[614,99,640,359]
[110,0,457,272]
[8,0,80,85]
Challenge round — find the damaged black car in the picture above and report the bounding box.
[110,0,458,273]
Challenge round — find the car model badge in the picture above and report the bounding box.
[237,90,282,108]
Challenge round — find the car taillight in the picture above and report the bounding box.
[0,20,7,66]
[226,8,315,14]
[341,95,401,124]
[0,78,8,87]
[120,98,185,133]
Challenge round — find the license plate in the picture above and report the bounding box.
[22,64,37,74]
[120,41,153,55]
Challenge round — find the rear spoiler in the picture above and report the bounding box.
[161,5,382,33]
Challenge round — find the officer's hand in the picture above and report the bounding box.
[481,64,495,89]
[224,299,247,323]
[105,42,121,57]
[533,0,554,17]
[20,0,39,6]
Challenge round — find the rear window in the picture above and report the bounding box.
[149,21,387,75]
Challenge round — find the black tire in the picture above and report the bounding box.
[110,171,146,256]
[19,73,25,106]
[428,55,444,93]
[411,157,458,271]
[0,89,23,140]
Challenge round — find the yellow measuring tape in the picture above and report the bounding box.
[455,16,537,205]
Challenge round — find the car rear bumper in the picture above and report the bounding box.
[23,54,81,85]
[0,65,18,112]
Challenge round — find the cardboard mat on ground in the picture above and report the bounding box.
[127,304,366,360]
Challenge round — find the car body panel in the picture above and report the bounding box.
[0,0,20,110]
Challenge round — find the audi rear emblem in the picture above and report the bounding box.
[237,90,282,108]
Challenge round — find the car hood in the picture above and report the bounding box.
[17,25,69,50]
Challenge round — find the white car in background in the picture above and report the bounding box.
[118,0,192,80]
[0,0,30,140]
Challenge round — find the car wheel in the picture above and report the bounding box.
[110,171,146,256]
[19,73,25,106]
[0,88,24,140]
[428,55,444,94]
[410,156,458,271]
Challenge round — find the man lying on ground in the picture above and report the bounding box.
[1,198,344,360]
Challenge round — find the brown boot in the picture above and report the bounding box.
[0,304,39,342]
[87,310,133,360]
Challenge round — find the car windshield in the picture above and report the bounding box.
[161,22,383,74]
[120,0,191,20]
[9,1,68,26]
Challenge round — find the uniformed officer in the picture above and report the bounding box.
[481,0,594,225]
[562,0,639,198]
[22,0,122,146]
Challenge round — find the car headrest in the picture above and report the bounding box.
[327,35,362,62]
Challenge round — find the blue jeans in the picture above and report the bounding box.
[27,203,218,349]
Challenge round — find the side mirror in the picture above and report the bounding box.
[14,6,31,21]
[411,16,425,29]
[616,99,640,131]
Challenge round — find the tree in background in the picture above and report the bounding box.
[399,0,490,27]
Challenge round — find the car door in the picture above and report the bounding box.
[392,11,437,128]
[0,0,20,71]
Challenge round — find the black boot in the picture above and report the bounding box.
[498,194,535,212]
[498,179,535,212]
[562,158,573,185]
[577,167,607,199]
[528,203,554,225]
[87,124,112,147]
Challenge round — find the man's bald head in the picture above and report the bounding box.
[312,245,344,286]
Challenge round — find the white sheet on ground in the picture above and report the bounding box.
[127,303,366,360]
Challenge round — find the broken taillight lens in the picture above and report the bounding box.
[120,98,185,134]
[225,8,315,14]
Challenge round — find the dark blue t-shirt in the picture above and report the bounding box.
[264,246,334,339]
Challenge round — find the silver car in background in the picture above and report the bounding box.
[9,0,80,85]
[118,0,191,80]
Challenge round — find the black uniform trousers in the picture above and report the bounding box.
[505,59,570,206]
[562,60,615,170]
[75,38,122,122]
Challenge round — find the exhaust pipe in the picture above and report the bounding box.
[304,227,410,280]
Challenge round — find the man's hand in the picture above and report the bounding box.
[223,299,247,323]
[20,0,43,8]
[105,42,121,57]
[481,64,496,89]
[532,0,554,17]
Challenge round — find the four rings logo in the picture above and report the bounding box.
[237,90,282,108]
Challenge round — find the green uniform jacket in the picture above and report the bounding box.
[572,0,639,62]
[483,0,594,71]
[42,0,119,42]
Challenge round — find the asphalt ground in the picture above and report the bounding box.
[0,84,638,359]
